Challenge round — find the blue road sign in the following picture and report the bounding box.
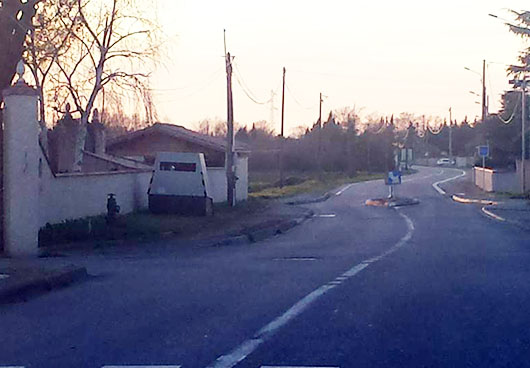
[478,145,489,157]
[386,170,402,185]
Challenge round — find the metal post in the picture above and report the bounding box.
[482,155,486,191]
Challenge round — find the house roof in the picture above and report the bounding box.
[106,123,250,153]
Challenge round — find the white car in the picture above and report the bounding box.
[436,158,455,166]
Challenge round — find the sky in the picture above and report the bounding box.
[151,0,530,135]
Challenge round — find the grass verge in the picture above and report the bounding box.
[249,171,385,199]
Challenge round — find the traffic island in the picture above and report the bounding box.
[365,197,420,208]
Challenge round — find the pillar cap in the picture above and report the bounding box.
[2,60,38,97]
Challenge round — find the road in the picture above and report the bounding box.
[1,166,530,368]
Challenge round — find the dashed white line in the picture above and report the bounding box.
[205,212,415,368]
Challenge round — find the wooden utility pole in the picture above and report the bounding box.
[522,79,527,193]
[482,59,487,122]
[224,31,236,206]
[279,67,286,188]
[317,92,323,172]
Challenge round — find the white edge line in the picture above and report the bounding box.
[335,183,354,196]
[432,169,466,195]
[102,366,181,368]
[481,206,506,222]
[205,212,415,368]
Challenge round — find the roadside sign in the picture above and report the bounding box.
[386,170,402,185]
[478,145,489,158]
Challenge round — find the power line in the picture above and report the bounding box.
[285,83,313,110]
[233,72,272,104]
[154,69,224,103]
[232,62,273,104]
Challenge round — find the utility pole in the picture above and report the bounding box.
[482,59,487,122]
[317,92,323,172]
[224,31,235,206]
[448,107,453,159]
[522,79,527,193]
[509,77,528,193]
[279,67,286,188]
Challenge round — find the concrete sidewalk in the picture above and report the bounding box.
[0,258,87,304]
[439,171,530,231]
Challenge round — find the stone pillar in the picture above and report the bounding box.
[2,62,40,256]
[91,109,106,155]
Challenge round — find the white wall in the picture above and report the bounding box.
[516,159,530,193]
[235,154,248,202]
[207,154,248,204]
[474,167,517,193]
[207,168,227,203]
[39,150,152,226]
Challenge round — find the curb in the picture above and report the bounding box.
[481,206,506,222]
[452,194,497,206]
[212,209,314,246]
[365,197,420,208]
[481,205,530,231]
[0,265,88,304]
[245,210,314,243]
[285,192,332,205]
[432,169,467,195]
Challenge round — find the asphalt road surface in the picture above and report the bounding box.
[2,166,530,368]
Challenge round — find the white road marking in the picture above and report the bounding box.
[0,274,9,280]
[432,170,466,195]
[0,366,25,368]
[481,206,506,222]
[313,214,336,218]
[335,183,354,196]
[102,366,181,368]
[205,212,415,368]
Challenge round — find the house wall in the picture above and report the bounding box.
[107,131,225,167]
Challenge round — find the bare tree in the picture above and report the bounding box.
[0,0,39,92]
[51,0,161,127]
[24,0,81,127]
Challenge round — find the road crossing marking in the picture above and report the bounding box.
[205,212,415,368]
